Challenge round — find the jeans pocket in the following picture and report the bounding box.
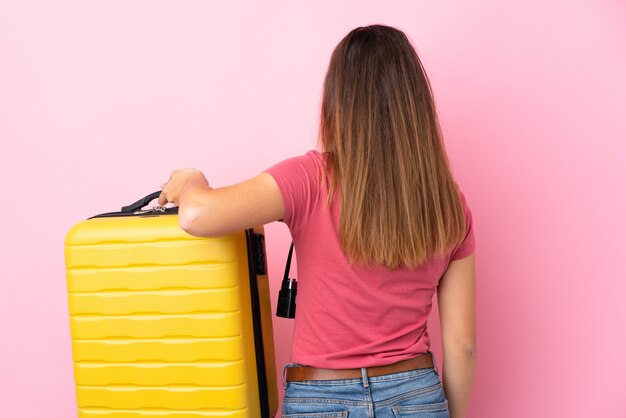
[389,380,450,418]
[282,397,350,418]
[392,399,449,417]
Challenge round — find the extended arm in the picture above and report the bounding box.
[175,172,285,237]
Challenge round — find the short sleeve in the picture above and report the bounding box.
[263,150,322,233]
[449,190,476,261]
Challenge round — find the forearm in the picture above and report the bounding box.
[441,348,477,418]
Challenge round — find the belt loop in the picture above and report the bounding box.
[430,351,440,376]
[282,363,289,390]
[361,367,370,388]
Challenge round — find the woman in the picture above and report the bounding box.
[159,24,476,418]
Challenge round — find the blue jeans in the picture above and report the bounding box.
[280,351,450,417]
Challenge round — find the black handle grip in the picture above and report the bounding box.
[121,191,162,213]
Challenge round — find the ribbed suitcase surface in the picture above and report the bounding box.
[65,212,278,418]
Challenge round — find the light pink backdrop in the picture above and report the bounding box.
[1,1,625,417]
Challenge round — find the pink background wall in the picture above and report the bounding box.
[1,1,625,417]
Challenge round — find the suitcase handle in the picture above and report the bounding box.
[121,191,162,213]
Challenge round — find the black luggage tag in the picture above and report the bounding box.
[276,242,297,319]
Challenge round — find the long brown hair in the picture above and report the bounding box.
[319,24,468,269]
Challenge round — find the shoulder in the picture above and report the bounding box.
[304,150,327,175]
[262,150,327,232]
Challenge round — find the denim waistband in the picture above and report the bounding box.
[281,351,440,390]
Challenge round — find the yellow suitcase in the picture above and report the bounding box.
[65,192,278,418]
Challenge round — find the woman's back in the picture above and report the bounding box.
[264,149,475,369]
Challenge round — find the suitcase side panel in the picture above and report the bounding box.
[65,215,271,417]
[246,229,279,418]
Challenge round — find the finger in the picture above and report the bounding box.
[158,191,167,206]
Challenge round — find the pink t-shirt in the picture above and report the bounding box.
[264,150,475,369]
